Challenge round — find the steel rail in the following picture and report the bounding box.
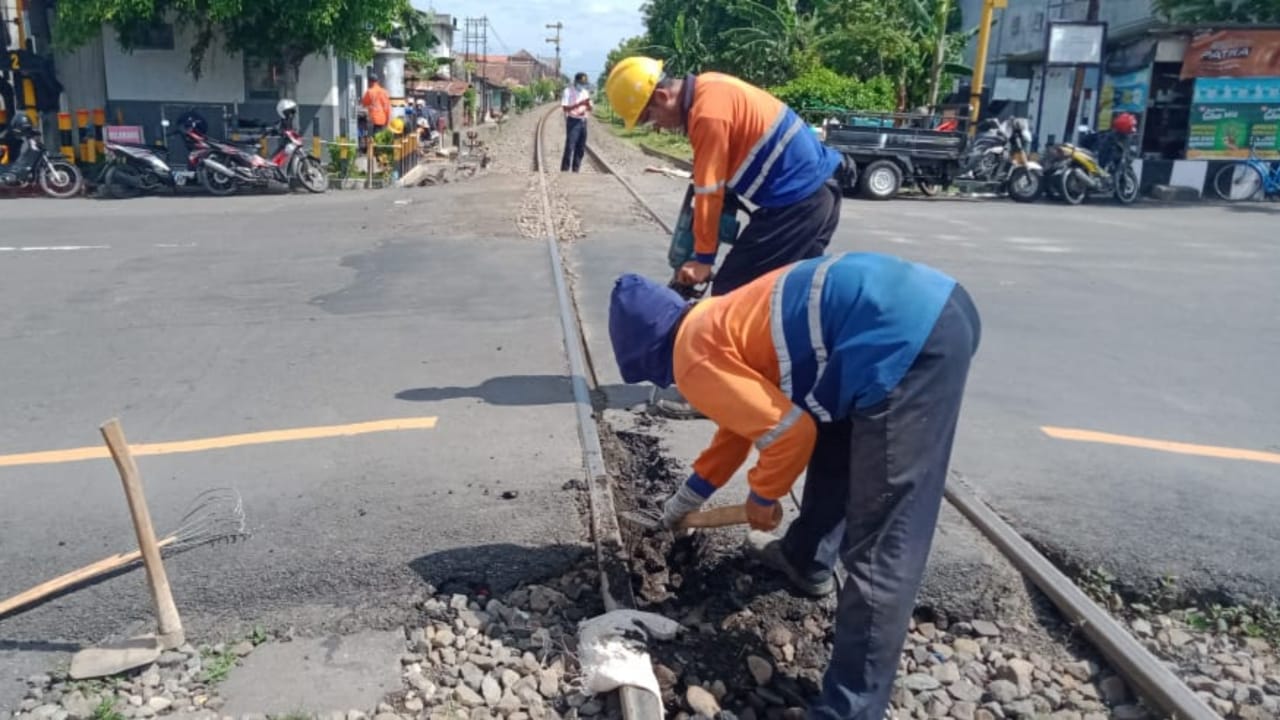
[533,106,664,720]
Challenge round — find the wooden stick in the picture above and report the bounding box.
[100,419,185,649]
[0,535,177,618]
[678,504,750,529]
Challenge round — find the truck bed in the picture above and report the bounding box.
[824,112,968,161]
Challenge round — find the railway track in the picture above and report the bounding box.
[529,106,1218,720]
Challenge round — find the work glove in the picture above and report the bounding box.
[660,475,713,529]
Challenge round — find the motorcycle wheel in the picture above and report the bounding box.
[916,180,939,196]
[1007,167,1042,203]
[1114,165,1140,205]
[1057,168,1088,205]
[104,166,144,199]
[198,162,238,196]
[39,160,83,199]
[297,156,329,193]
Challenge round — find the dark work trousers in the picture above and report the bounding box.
[562,116,587,172]
[709,177,842,297]
[780,285,982,720]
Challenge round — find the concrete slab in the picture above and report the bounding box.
[219,630,404,716]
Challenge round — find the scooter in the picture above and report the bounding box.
[0,115,83,199]
[99,120,204,198]
[197,100,327,195]
[1043,125,1139,206]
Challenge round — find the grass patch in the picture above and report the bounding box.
[199,647,238,685]
[593,106,692,161]
[1075,565,1280,647]
[92,697,125,720]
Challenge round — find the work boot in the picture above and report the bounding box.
[745,530,836,597]
[650,386,705,420]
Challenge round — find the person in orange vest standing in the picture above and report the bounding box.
[362,74,392,132]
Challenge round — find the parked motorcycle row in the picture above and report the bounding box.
[0,100,328,200]
[959,112,1141,206]
[102,99,328,199]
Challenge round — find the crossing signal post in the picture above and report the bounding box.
[967,0,1007,134]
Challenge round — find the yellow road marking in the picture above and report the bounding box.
[1041,426,1280,465]
[0,417,439,468]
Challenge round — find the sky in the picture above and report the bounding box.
[413,0,645,82]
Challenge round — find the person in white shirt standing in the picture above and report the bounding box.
[561,72,593,172]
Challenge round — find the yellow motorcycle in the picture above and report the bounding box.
[1044,126,1139,206]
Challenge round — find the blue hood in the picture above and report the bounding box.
[609,274,690,388]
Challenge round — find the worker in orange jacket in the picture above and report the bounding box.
[362,74,391,132]
[605,56,847,418]
[608,253,981,720]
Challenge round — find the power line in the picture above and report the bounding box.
[487,21,511,54]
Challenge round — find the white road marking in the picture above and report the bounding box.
[0,245,110,252]
[1023,245,1072,253]
[1003,236,1051,244]
[887,237,917,244]
[153,243,197,248]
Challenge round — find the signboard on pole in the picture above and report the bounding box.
[1180,30,1280,79]
[1186,77,1280,159]
[1047,22,1105,67]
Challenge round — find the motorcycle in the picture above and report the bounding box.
[197,100,328,196]
[0,115,83,199]
[959,117,1043,202]
[99,120,205,198]
[1043,125,1140,206]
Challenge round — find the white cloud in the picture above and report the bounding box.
[415,0,646,80]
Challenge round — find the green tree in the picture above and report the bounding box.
[599,35,657,87]
[55,0,409,96]
[770,67,896,118]
[816,0,972,110]
[1153,0,1280,22]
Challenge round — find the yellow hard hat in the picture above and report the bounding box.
[605,56,664,130]
[389,117,405,134]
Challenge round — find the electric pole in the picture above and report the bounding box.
[545,22,562,79]
[463,16,489,119]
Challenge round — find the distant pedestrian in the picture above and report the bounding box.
[561,72,592,172]
[362,74,391,132]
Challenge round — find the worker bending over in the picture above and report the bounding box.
[604,56,845,296]
[608,253,981,720]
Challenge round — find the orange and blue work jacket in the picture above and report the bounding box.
[682,73,844,265]
[672,253,956,506]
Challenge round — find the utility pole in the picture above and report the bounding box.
[463,17,489,121]
[545,22,562,79]
[967,0,1007,133]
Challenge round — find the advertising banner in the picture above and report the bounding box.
[1181,30,1280,79]
[1186,77,1280,159]
[1098,67,1151,129]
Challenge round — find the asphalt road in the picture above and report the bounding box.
[559,133,1280,605]
[0,184,588,705]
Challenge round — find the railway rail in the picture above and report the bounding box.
[530,106,1218,720]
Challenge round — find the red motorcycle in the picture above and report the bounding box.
[196,99,328,196]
